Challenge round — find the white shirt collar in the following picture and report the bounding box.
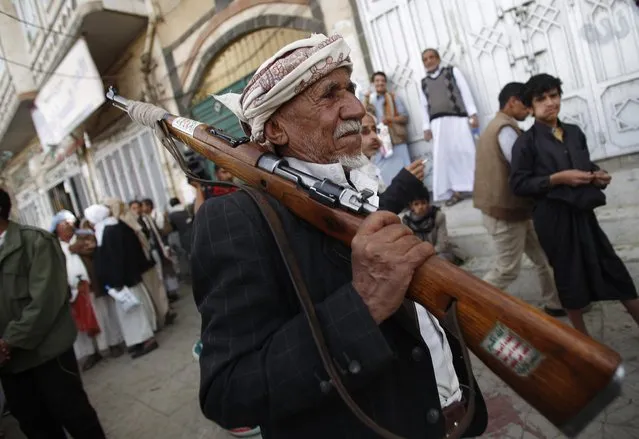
[427,65,443,79]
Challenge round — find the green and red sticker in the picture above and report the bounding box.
[481,322,543,377]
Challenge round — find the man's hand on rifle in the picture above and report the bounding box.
[351,211,434,324]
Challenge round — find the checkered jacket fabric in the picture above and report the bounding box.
[191,191,487,438]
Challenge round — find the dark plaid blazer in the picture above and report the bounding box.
[192,183,487,438]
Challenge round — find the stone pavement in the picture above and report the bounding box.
[2,289,236,439]
[4,287,638,439]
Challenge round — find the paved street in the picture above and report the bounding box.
[3,285,638,439]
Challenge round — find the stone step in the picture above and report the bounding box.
[445,202,639,258]
[442,167,639,258]
[459,245,639,302]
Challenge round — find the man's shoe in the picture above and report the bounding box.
[132,340,159,359]
[82,353,102,371]
[544,306,567,317]
[165,310,177,326]
[228,426,261,437]
[110,344,125,358]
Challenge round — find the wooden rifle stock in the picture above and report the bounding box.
[110,92,622,437]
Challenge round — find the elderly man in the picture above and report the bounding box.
[420,48,479,206]
[360,111,428,214]
[197,34,487,438]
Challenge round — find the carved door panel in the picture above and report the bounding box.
[355,0,473,186]
[355,0,638,165]
[455,0,601,148]
[571,0,639,159]
[355,0,433,143]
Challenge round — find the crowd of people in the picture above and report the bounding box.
[192,32,638,438]
[0,31,637,439]
[49,195,186,373]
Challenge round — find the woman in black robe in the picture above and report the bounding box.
[510,74,639,335]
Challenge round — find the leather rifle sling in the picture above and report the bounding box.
[155,120,476,439]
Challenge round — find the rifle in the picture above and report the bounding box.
[106,87,623,438]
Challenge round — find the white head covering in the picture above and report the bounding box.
[84,204,116,246]
[49,210,76,233]
[214,33,352,143]
[84,204,110,225]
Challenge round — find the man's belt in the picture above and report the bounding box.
[443,397,467,437]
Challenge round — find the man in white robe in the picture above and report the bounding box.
[419,48,479,205]
[84,205,159,359]
[50,210,124,370]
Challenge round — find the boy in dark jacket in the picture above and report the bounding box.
[403,187,463,264]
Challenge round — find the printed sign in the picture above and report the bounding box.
[34,38,105,146]
[172,117,201,137]
[481,322,543,377]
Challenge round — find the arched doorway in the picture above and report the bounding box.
[189,27,311,138]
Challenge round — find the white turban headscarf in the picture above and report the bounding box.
[214,33,353,143]
[84,204,116,246]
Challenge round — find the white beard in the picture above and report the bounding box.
[338,153,369,170]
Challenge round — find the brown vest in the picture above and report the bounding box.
[473,112,534,221]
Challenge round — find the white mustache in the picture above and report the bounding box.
[334,120,362,139]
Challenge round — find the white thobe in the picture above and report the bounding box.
[284,157,462,407]
[61,238,124,358]
[112,283,156,347]
[420,66,478,202]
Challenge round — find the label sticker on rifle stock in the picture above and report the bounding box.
[481,322,543,377]
[173,117,201,137]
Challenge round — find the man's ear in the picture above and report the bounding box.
[264,117,289,146]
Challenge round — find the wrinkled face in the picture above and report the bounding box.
[216,168,233,182]
[129,202,141,217]
[410,199,429,217]
[265,68,366,165]
[360,114,381,159]
[531,88,561,123]
[372,74,387,94]
[422,50,440,73]
[56,220,75,242]
[509,97,530,121]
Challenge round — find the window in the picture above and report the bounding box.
[17,193,52,230]
[70,173,90,214]
[12,0,42,44]
[95,129,169,210]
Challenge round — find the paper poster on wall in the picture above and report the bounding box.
[33,37,105,146]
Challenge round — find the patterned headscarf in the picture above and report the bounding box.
[214,33,352,143]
